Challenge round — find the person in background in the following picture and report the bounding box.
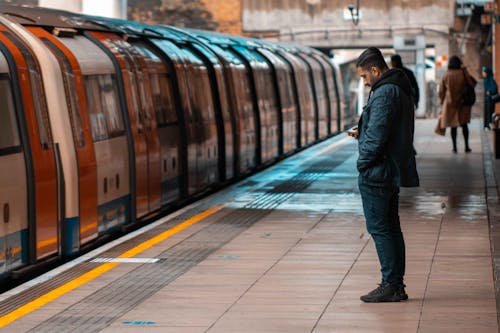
[348,47,419,303]
[482,66,498,130]
[391,54,420,109]
[438,55,474,153]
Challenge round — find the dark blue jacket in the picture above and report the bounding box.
[357,68,419,187]
[483,66,498,100]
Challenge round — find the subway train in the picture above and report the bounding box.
[0,4,356,281]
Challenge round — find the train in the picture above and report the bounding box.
[0,4,357,281]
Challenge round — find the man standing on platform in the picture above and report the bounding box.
[390,54,420,110]
[347,47,419,302]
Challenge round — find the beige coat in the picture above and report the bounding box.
[438,68,474,128]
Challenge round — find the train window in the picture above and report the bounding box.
[214,69,230,121]
[0,76,21,154]
[149,74,164,124]
[41,38,85,147]
[132,42,177,126]
[3,32,52,150]
[259,48,296,110]
[124,61,143,133]
[84,74,124,141]
[181,48,215,123]
[150,73,176,125]
[122,45,151,132]
[231,67,253,123]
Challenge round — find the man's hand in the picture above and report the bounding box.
[345,126,359,139]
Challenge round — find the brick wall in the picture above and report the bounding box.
[202,0,242,36]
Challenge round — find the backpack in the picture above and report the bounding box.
[460,70,476,106]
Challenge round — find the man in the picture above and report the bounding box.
[391,54,420,109]
[348,47,419,302]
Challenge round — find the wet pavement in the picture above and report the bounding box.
[1,118,499,333]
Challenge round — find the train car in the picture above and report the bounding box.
[149,26,235,182]
[0,4,349,281]
[143,29,220,194]
[0,21,43,276]
[85,19,224,196]
[0,16,99,256]
[182,29,258,176]
[0,6,132,259]
[186,31,281,166]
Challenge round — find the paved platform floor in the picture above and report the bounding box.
[1,119,498,333]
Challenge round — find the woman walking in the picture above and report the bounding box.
[438,55,475,153]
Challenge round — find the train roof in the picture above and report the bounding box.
[0,4,109,31]
[183,28,237,46]
[82,16,178,39]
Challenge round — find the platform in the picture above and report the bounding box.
[0,118,498,333]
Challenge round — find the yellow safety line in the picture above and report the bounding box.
[0,205,222,328]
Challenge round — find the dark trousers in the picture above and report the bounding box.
[485,99,494,128]
[359,182,405,285]
[451,124,470,151]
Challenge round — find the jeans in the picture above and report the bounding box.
[359,182,405,285]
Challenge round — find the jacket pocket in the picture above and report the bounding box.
[361,156,395,184]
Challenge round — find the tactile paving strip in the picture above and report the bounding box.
[28,207,271,333]
[0,204,217,316]
[17,150,348,332]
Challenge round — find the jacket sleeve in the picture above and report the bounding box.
[357,86,397,172]
[438,75,446,104]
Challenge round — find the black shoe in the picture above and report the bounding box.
[396,283,408,301]
[465,148,471,153]
[452,148,457,154]
[360,282,407,303]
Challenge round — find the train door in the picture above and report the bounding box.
[189,42,235,182]
[150,38,210,195]
[113,39,162,216]
[231,46,280,165]
[279,51,316,147]
[299,53,329,141]
[87,31,149,220]
[207,43,257,176]
[178,47,219,188]
[312,53,341,135]
[131,41,183,205]
[56,35,130,234]
[0,53,27,275]
[295,53,320,142]
[20,26,99,255]
[258,48,298,155]
[0,24,58,263]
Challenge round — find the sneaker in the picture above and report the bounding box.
[360,283,407,303]
[396,283,408,301]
